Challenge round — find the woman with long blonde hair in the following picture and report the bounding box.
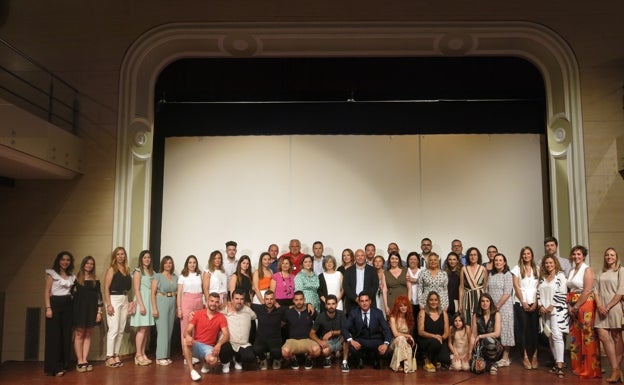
[103,247,131,368]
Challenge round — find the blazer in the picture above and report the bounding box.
[343,264,379,313]
[342,306,392,344]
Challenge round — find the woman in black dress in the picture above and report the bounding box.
[73,256,103,372]
[417,291,451,372]
[471,293,503,375]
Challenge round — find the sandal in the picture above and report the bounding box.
[113,354,123,367]
[105,356,117,368]
[555,366,565,378]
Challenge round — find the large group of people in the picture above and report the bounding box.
[43,237,622,382]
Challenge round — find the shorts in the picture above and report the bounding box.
[327,337,343,352]
[283,338,318,354]
[192,341,214,360]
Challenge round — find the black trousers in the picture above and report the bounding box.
[220,343,257,365]
[514,303,539,357]
[44,295,73,375]
[254,337,283,359]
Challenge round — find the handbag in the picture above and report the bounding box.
[470,342,486,374]
[127,300,137,316]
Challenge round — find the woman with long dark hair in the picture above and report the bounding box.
[72,256,102,372]
[44,251,75,376]
[471,293,502,375]
[229,254,253,304]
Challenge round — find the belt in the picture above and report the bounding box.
[110,290,128,295]
[157,291,176,297]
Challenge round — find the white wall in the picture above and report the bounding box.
[161,133,545,269]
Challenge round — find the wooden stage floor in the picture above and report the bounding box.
[0,353,605,385]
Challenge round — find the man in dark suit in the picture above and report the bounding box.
[342,291,392,370]
[343,249,379,314]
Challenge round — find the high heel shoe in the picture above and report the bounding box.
[606,368,623,383]
[523,356,532,370]
[531,353,538,369]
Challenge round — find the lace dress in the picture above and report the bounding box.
[390,319,414,372]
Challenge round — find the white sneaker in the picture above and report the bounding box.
[222,362,230,373]
[190,369,201,381]
[234,359,242,370]
[201,364,210,374]
[192,357,200,364]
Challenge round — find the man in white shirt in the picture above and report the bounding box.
[312,241,326,276]
[223,241,238,280]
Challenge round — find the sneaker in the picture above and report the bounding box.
[496,358,510,367]
[304,357,313,370]
[192,357,200,365]
[291,357,300,370]
[190,369,201,381]
[259,359,268,370]
[323,357,331,368]
[201,364,210,374]
[166,358,173,365]
[222,362,230,373]
[233,359,242,370]
[341,362,350,373]
[272,359,282,370]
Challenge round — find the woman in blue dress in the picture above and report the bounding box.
[130,250,154,365]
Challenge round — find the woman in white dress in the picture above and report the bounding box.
[318,255,344,311]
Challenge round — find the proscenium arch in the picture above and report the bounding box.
[114,22,588,260]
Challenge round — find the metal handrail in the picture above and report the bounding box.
[0,36,78,133]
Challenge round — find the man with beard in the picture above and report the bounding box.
[365,243,376,266]
[252,290,287,370]
[309,295,350,372]
[419,238,434,268]
[281,291,320,369]
[182,292,229,381]
[219,289,257,373]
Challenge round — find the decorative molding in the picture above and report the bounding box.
[114,21,588,257]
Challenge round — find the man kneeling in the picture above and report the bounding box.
[182,292,229,381]
[281,291,321,369]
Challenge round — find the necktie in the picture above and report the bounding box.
[364,312,368,328]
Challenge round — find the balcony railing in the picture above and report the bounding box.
[0,37,77,134]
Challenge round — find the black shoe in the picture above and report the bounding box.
[291,357,299,370]
[304,357,313,370]
[341,362,350,373]
[323,357,331,368]
[357,358,364,369]
[373,360,381,370]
